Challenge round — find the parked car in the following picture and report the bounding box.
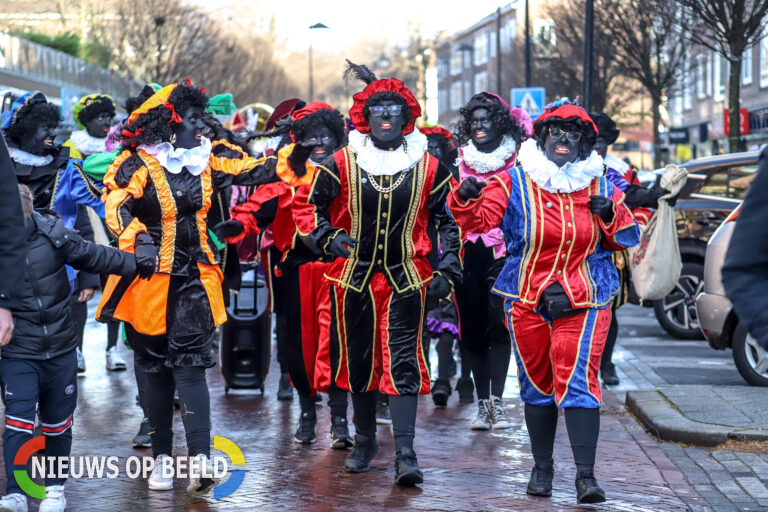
[650,151,759,339]
[694,205,768,386]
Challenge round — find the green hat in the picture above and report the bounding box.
[206,94,237,117]
[71,94,116,130]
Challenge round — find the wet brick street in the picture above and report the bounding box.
[0,300,711,511]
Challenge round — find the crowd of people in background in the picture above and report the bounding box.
[0,55,690,510]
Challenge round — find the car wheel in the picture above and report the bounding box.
[732,322,768,387]
[653,262,705,340]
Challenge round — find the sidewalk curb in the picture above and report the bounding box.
[626,390,768,446]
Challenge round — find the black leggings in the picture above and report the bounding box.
[524,404,599,473]
[351,391,417,453]
[146,365,211,458]
[298,383,349,418]
[601,308,619,369]
[435,333,455,380]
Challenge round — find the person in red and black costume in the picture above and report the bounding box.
[448,100,640,503]
[214,102,352,448]
[293,61,462,486]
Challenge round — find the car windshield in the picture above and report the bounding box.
[694,164,758,199]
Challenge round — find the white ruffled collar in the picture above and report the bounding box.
[517,139,604,193]
[138,137,212,176]
[347,129,428,176]
[8,147,54,167]
[69,129,107,157]
[458,135,517,174]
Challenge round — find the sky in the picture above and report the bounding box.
[195,0,515,52]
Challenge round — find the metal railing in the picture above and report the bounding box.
[0,32,143,100]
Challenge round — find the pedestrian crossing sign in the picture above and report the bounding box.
[511,87,546,121]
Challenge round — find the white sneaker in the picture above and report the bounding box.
[148,454,174,491]
[76,348,86,374]
[105,346,127,371]
[490,396,512,429]
[187,454,219,496]
[0,493,27,512]
[38,485,65,512]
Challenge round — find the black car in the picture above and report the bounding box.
[651,151,758,339]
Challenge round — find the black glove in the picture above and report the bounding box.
[213,220,243,240]
[327,232,358,258]
[427,275,452,300]
[134,232,158,280]
[589,195,615,224]
[288,141,315,177]
[457,177,487,201]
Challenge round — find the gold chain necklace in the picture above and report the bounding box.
[365,169,407,193]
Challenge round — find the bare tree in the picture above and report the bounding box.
[599,0,689,167]
[674,0,768,152]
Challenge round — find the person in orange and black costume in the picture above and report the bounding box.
[292,62,462,486]
[96,82,275,496]
[214,102,353,449]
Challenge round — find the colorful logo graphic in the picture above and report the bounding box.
[213,435,245,499]
[15,436,45,499]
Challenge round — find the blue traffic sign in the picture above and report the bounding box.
[510,87,546,120]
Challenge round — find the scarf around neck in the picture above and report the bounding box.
[516,138,604,193]
[458,135,517,174]
[69,129,108,157]
[138,137,212,176]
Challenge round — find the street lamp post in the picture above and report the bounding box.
[308,22,329,102]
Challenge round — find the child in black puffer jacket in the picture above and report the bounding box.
[0,184,139,512]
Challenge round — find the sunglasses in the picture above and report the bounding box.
[369,105,403,117]
[549,126,582,142]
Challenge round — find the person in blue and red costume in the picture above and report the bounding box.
[292,61,462,486]
[589,112,673,386]
[451,93,532,428]
[2,91,105,229]
[213,102,353,449]
[448,99,640,504]
[95,82,275,496]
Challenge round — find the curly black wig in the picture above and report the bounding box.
[77,96,116,127]
[123,85,156,114]
[5,102,61,147]
[453,92,524,147]
[121,84,208,149]
[534,117,597,160]
[291,108,347,148]
[589,112,620,145]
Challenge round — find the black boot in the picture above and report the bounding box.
[330,416,352,449]
[277,373,293,401]
[455,377,474,404]
[575,467,606,504]
[526,464,554,497]
[431,378,451,407]
[293,411,316,444]
[600,362,620,386]
[394,447,423,486]
[344,434,378,473]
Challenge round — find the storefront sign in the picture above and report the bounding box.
[724,108,750,135]
[668,127,690,144]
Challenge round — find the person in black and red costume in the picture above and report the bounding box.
[293,62,461,486]
[214,102,353,449]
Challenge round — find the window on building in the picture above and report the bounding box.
[450,49,462,76]
[474,71,488,93]
[437,58,447,81]
[706,53,713,96]
[438,89,449,116]
[490,31,497,58]
[474,32,488,66]
[714,53,725,101]
[696,54,706,99]
[761,28,768,87]
[683,53,692,110]
[451,82,463,110]
[743,45,753,86]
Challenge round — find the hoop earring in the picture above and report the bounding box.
[169,133,177,144]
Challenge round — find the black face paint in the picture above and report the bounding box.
[21,123,57,155]
[469,107,501,152]
[427,136,445,160]
[173,106,205,149]
[368,99,406,148]
[593,136,608,158]
[85,112,113,139]
[303,125,339,162]
[544,122,582,167]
